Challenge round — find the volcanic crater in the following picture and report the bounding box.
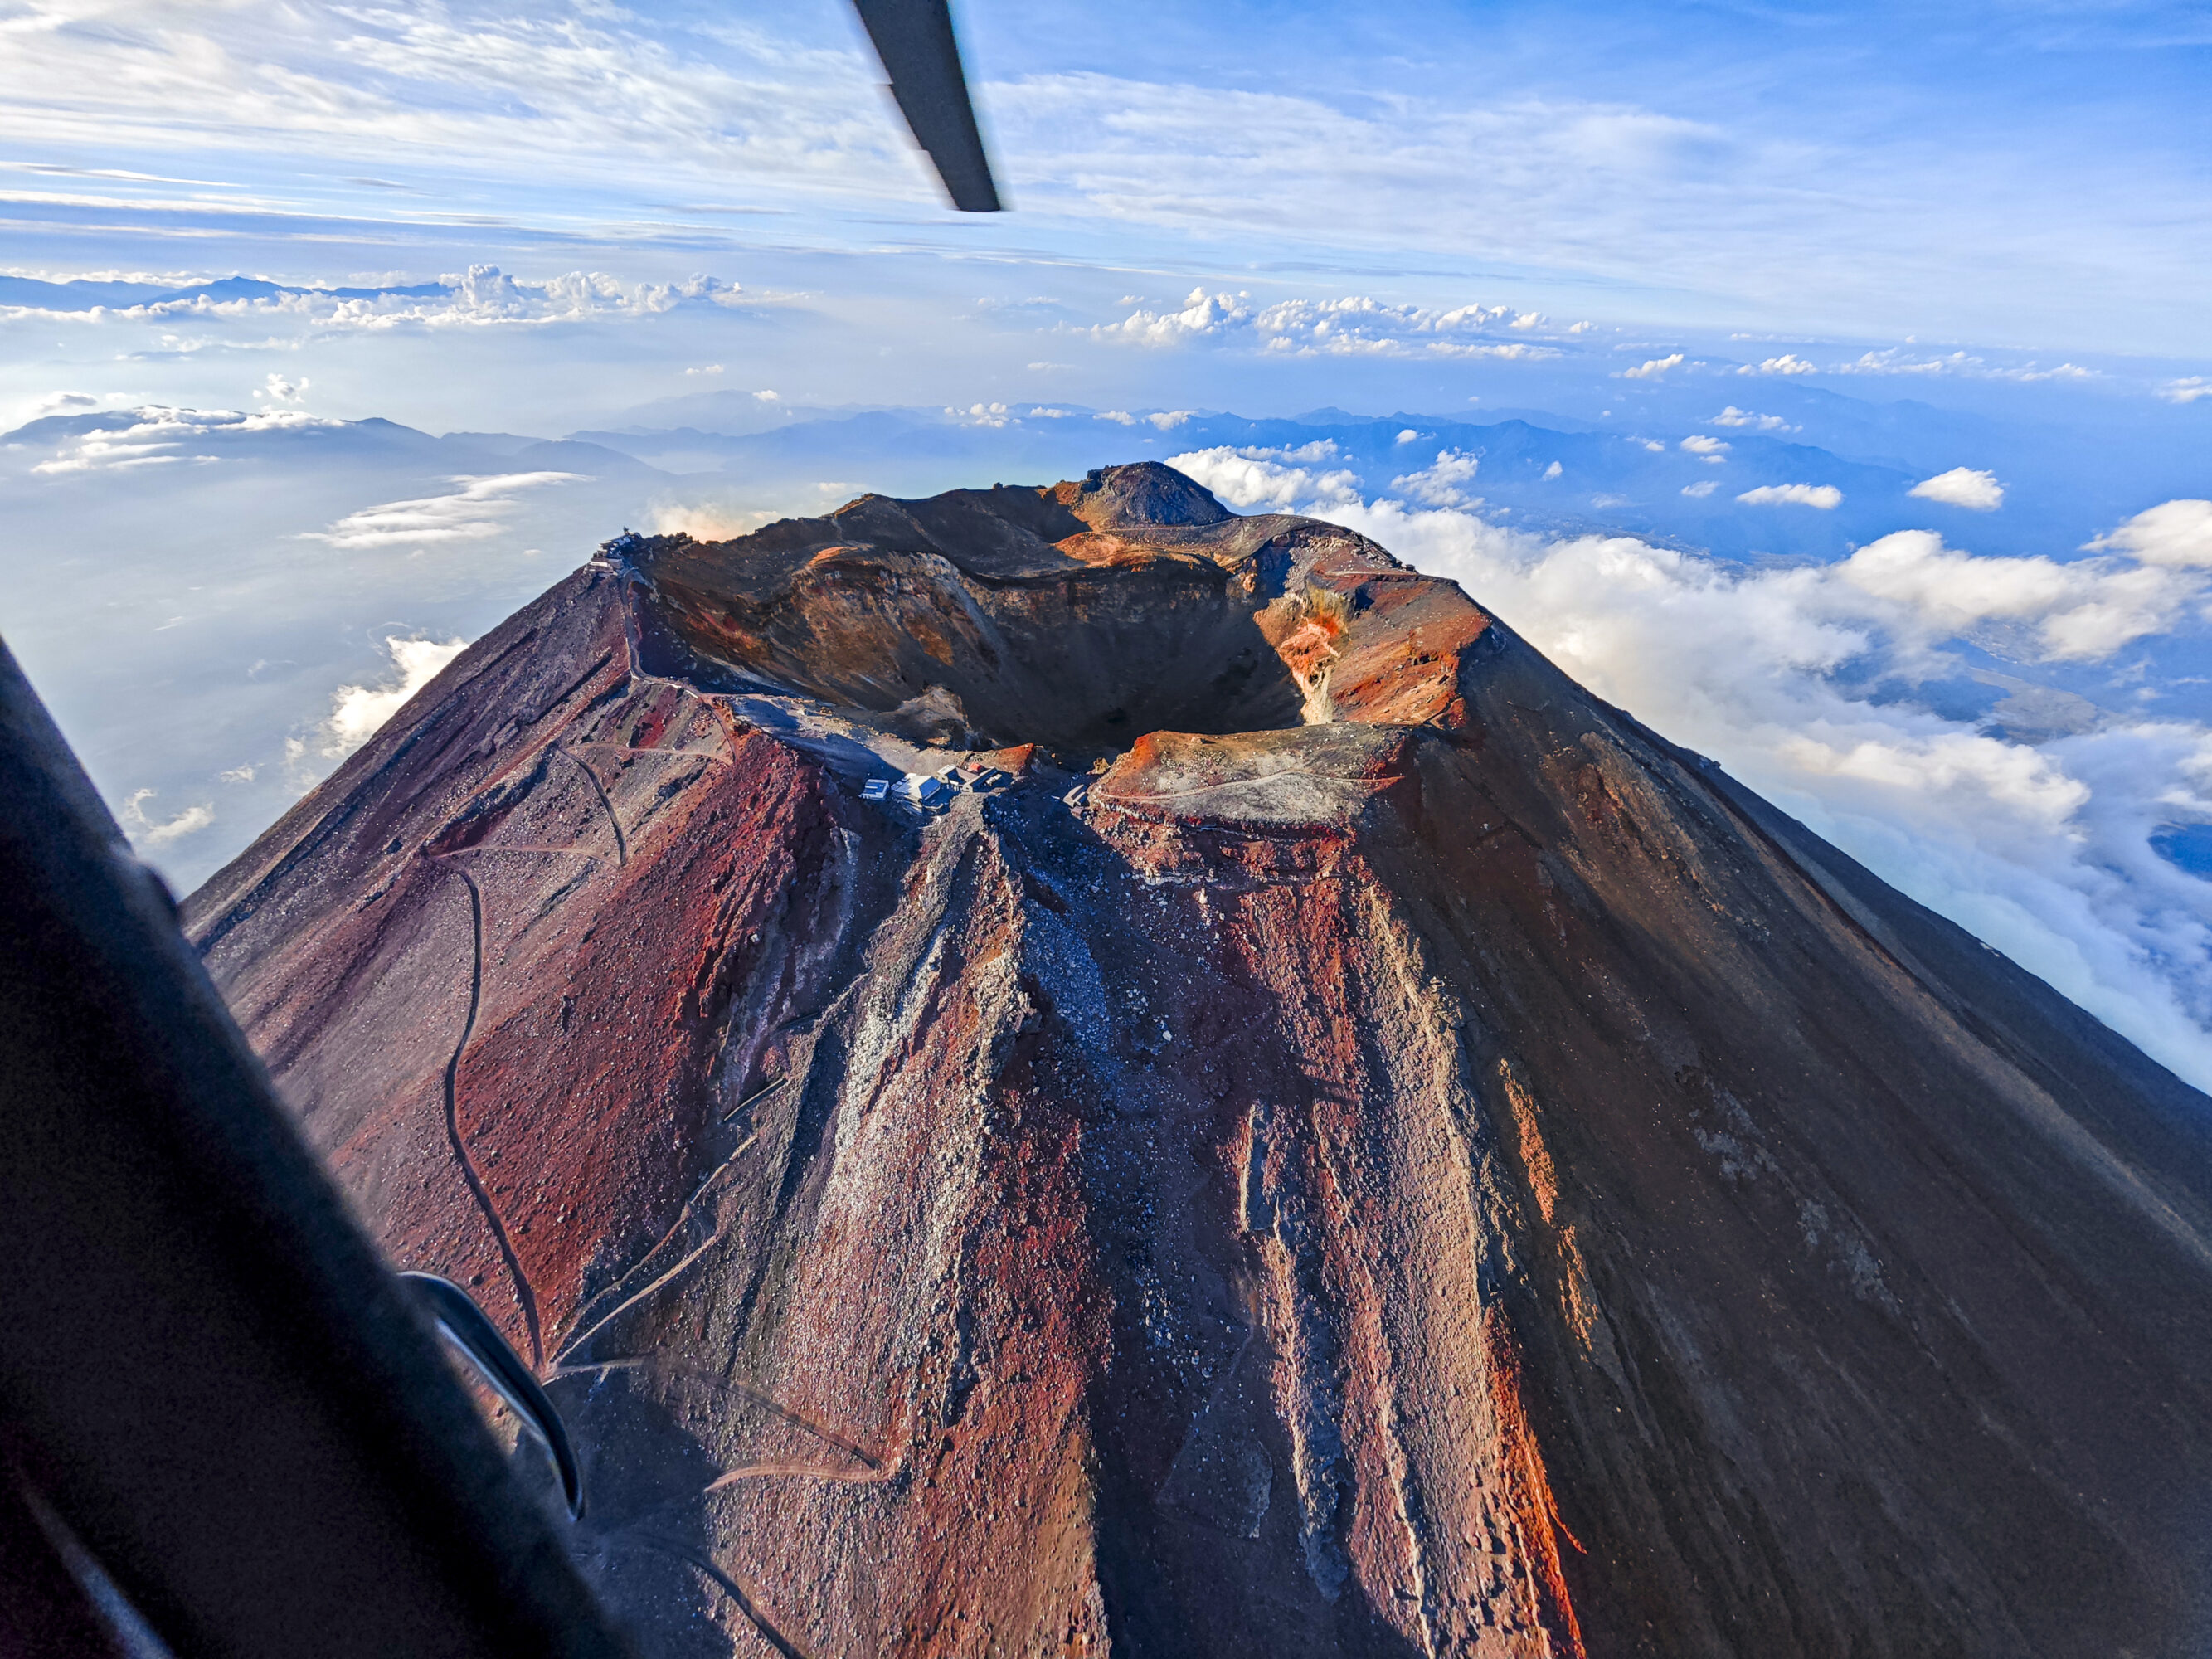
[188,462,2212,1658]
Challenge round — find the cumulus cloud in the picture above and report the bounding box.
[2087,499,2212,568]
[0,266,750,330]
[1738,483,1842,508]
[1091,289,1567,360]
[304,472,581,549]
[1388,448,1480,508]
[2160,377,2210,405]
[1681,479,1720,497]
[1163,462,2212,1088]
[1740,353,1818,376]
[945,401,1011,428]
[1621,353,1684,379]
[254,372,308,404]
[1835,348,2095,382]
[1910,467,2005,510]
[1166,446,1360,512]
[1680,435,1728,455]
[121,788,213,847]
[1709,406,1796,431]
[1834,530,2183,662]
[1242,440,1339,464]
[323,636,468,757]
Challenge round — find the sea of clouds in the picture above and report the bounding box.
[1172,444,2212,1089]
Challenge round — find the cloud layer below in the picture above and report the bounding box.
[1174,445,2212,1091]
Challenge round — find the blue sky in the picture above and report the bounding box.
[2,0,2211,1084]
[1,0,2207,355]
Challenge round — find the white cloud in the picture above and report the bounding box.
[217,763,255,783]
[29,406,344,474]
[1091,289,1565,360]
[1910,467,2005,510]
[1834,348,2096,382]
[0,267,750,330]
[0,7,2195,360]
[2086,499,2212,569]
[753,389,780,402]
[685,363,724,377]
[1388,448,1480,508]
[1396,428,1420,445]
[1709,406,1796,431]
[121,788,213,847]
[1164,446,1361,513]
[254,372,308,404]
[1681,479,1720,497]
[1187,469,2212,1089]
[946,401,1011,428]
[322,636,468,758]
[304,472,581,550]
[2160,377,2211,405]
[1740,353,1818,376]
[1680,435,1729,455]
[1621,353,1684,379]
[649,498,777,540]
[1145,410,1194,431]
[1544,460,1563,479]
[1834,529,2183,662]
[1738,483,1842,508]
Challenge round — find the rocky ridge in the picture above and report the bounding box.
[187,463,2212,1657]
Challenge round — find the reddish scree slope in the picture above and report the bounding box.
[188,463,2212,1658]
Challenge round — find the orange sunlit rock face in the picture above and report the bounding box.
[190,464,2212,1657]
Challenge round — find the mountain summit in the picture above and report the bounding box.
[188,462,2212,1657]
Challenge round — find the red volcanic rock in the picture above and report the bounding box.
[189,463,2212,1657]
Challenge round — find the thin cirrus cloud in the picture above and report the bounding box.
[0,4,2198,352]
[1168,440,2212,1092]
[28,406,347,474]
[303,472,582,550]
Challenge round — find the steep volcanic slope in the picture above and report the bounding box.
[187,464,2212,1658]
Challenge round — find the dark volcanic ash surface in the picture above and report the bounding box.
[187,462,2212,1657]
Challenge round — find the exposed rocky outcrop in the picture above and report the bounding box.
[188,464,2212,1657]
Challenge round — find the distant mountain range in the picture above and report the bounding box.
[0,275,450,310]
